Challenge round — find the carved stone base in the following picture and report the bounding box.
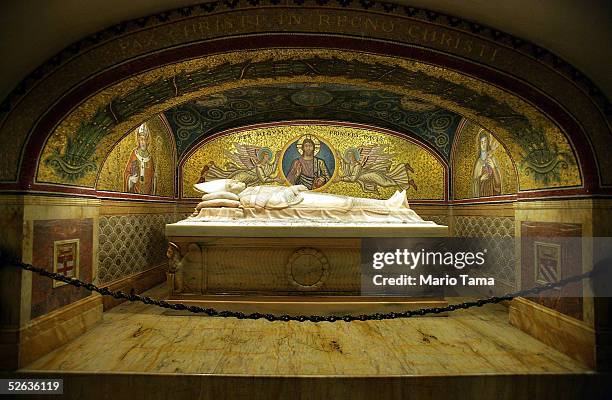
[165,237,447,314]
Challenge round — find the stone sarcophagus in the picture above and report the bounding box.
[166,220,447,313]
[165,179,448,314]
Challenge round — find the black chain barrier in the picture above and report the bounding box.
[4,259,600,323]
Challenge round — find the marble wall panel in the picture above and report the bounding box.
[520,221,583,321]
[513,199,596,326]
[31,219,93,319]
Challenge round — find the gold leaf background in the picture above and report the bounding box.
[96,115,175,196]
[35,49,581,190]
[182,124,445,200]
[452,120,518,199]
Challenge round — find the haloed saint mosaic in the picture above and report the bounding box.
[183,124,445,200]
[96,115,175,196]
[281,134,335,190]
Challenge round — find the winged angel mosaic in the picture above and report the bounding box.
[198,137,417,194]
[200,143,283,185]
[336,145,418,194]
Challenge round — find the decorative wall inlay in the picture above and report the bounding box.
[97,213,185,284]
[52,239,80,288]
[453,215,515,287]
[534,242,561,286]
[452,215,515,237]
[520,221,583,320]
[31,219,93,319]
[427,215,449,226]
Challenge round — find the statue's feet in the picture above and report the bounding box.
[405,163,415,174]
[408,179,418,191]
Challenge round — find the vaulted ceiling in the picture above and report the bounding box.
[0,0,608,196]
[163,83,462,159]
[1,0,610,103]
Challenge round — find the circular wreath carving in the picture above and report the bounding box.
[286,247,329,291]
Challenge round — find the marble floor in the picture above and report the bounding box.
[22,285,590,376]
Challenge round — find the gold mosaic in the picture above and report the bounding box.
[452,120,518,199]
[35,48,581,191]
[96,115,175,196]
[182,124,445,200]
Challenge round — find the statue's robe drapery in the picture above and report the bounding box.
[124,149,156,194]
[234,184,426,223]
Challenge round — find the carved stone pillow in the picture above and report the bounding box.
[201,191,240,201]
[196,199,241,209]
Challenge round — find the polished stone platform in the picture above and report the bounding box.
[21,284,590,375]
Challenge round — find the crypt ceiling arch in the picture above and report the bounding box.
[164,83,463,162]
[0,1,608,197]
[34,49,581,193]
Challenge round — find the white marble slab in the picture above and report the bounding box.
[166,219,448,238]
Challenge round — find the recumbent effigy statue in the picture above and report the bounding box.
[165,179,447,314]
[189,178,430,223]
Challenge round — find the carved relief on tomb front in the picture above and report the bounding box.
[286,248,330,291]
[165,239,362,295]
[166,242,203,294]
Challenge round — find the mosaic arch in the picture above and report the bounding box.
[180,122,447,201]
[0,2,607,198]
[164,83,463,161]
[31,50,583,193]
